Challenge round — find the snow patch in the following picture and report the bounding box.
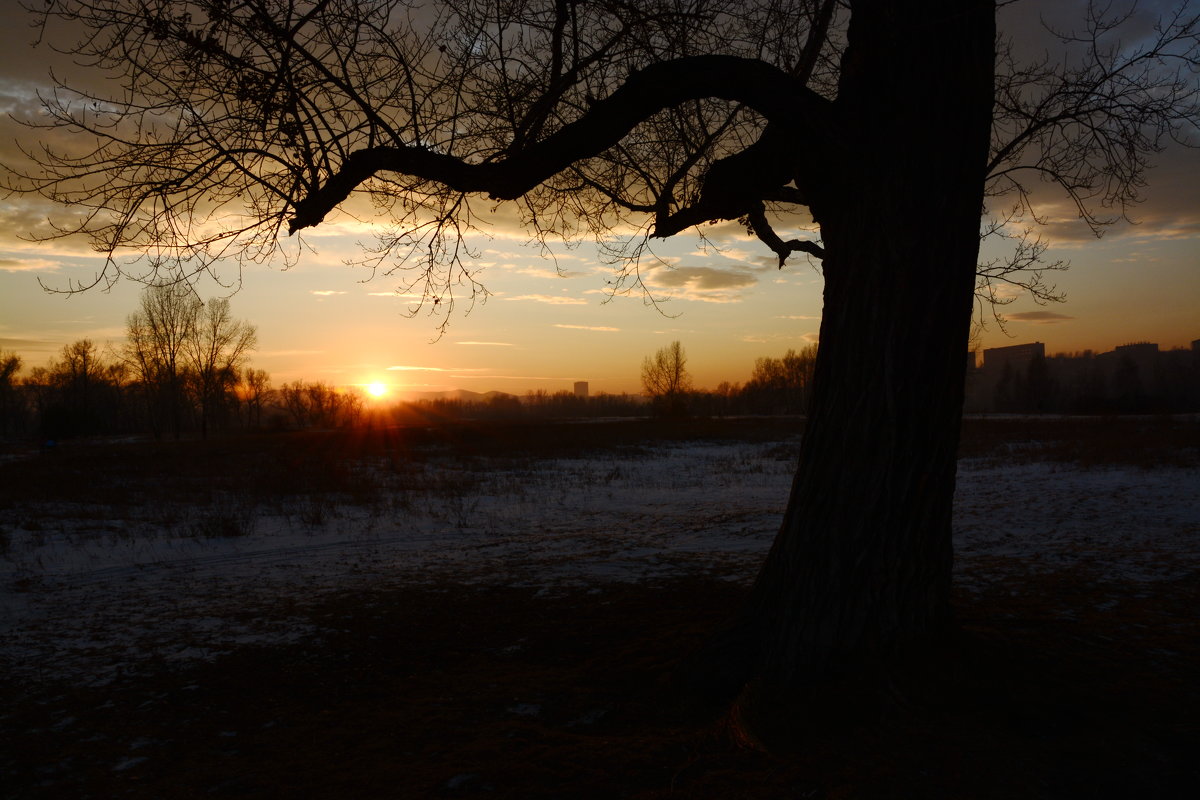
[3,436,1196,686]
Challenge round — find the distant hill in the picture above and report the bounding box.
[403,389,519,404]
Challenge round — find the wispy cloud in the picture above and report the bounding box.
[775,314,820,320]
[1007,311,1076,324]
[0,336,58,352]
[386,365,489,372]
[1126,219,1200,242]
[0,257,59,272]
[310,290,346,296]
[710,247,755,263]
[511,264,589,278]
[450,373,562,381]
[645,265,757,303]
[455,341,515,346]
[257,349,326,357]
[650,266,756,290]
[505,294,588,305]
[741,332,820,345]
[552,324,619,332]
[367,291,424,298]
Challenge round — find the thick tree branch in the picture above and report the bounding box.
[288,55,837,233]
[649,124,800,238]
[746,203,825,266]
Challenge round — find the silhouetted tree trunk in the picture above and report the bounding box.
[706,2,995,706]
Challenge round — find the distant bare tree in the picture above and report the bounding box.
[240,368,273,429]
[185,298,257,438]
[279,380,361,429]
[50,339,106,435]
[745,345,817,414]
[278,380,311,429]
[0,351,23,438]
[124,285,200,439]
[642,341,693,418]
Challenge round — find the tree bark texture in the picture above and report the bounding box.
[741,1,996,690]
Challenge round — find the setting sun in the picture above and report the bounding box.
[365,382,388,398]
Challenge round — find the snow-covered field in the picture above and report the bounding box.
[2,433,1197,687]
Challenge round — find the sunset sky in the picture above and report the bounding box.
[1,2,1197,397]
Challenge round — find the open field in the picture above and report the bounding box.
[2,416,1198,798]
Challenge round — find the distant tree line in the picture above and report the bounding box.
[1,286,265,442]
[278,381,365,430]
[389,342,821,424]
[641,342,818,419]
[17,326,1191,443]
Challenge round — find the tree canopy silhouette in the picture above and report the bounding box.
[5,0,1198,726]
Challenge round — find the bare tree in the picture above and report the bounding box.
[50,339,107,435]
[0,351,24,438]
[124,284,200,439]
[240,368,273,429]
[744,345,817,414]
[5,0,1197,725]
[280,379,362,429]
[185,297,257,438]
[641,340,693,418]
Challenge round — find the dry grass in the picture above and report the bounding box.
[957,415,1200,468]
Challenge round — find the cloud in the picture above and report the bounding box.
[694,219,757,240]
[366,291,425,299]
[775,314,820,320]
[1124,218,1200,243]
[504,294,588,305]
[713,247,754,263]
[644,265,757,303]
[449,373,561,381]
[1000,143,1200,248]
[650,266,756,291]
[552,324,619,332]
[256,349,326,357]
[455,341,515,346]
[505,263,589,279]
[742,331,820,345]
[386,365,488,372]
[0,257,59,273]
[0,336,58,352]
[479,247,592,278]
[310,290,346,296]
[1007,311,1076,324]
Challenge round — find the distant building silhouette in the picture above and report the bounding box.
[574,381,589,399]
[966,342,1046,412]
[965,338,1200,413]
[982,341,1045,370]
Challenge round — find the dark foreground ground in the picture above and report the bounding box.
[2,417,1198,798]
[3,570,1197,798]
